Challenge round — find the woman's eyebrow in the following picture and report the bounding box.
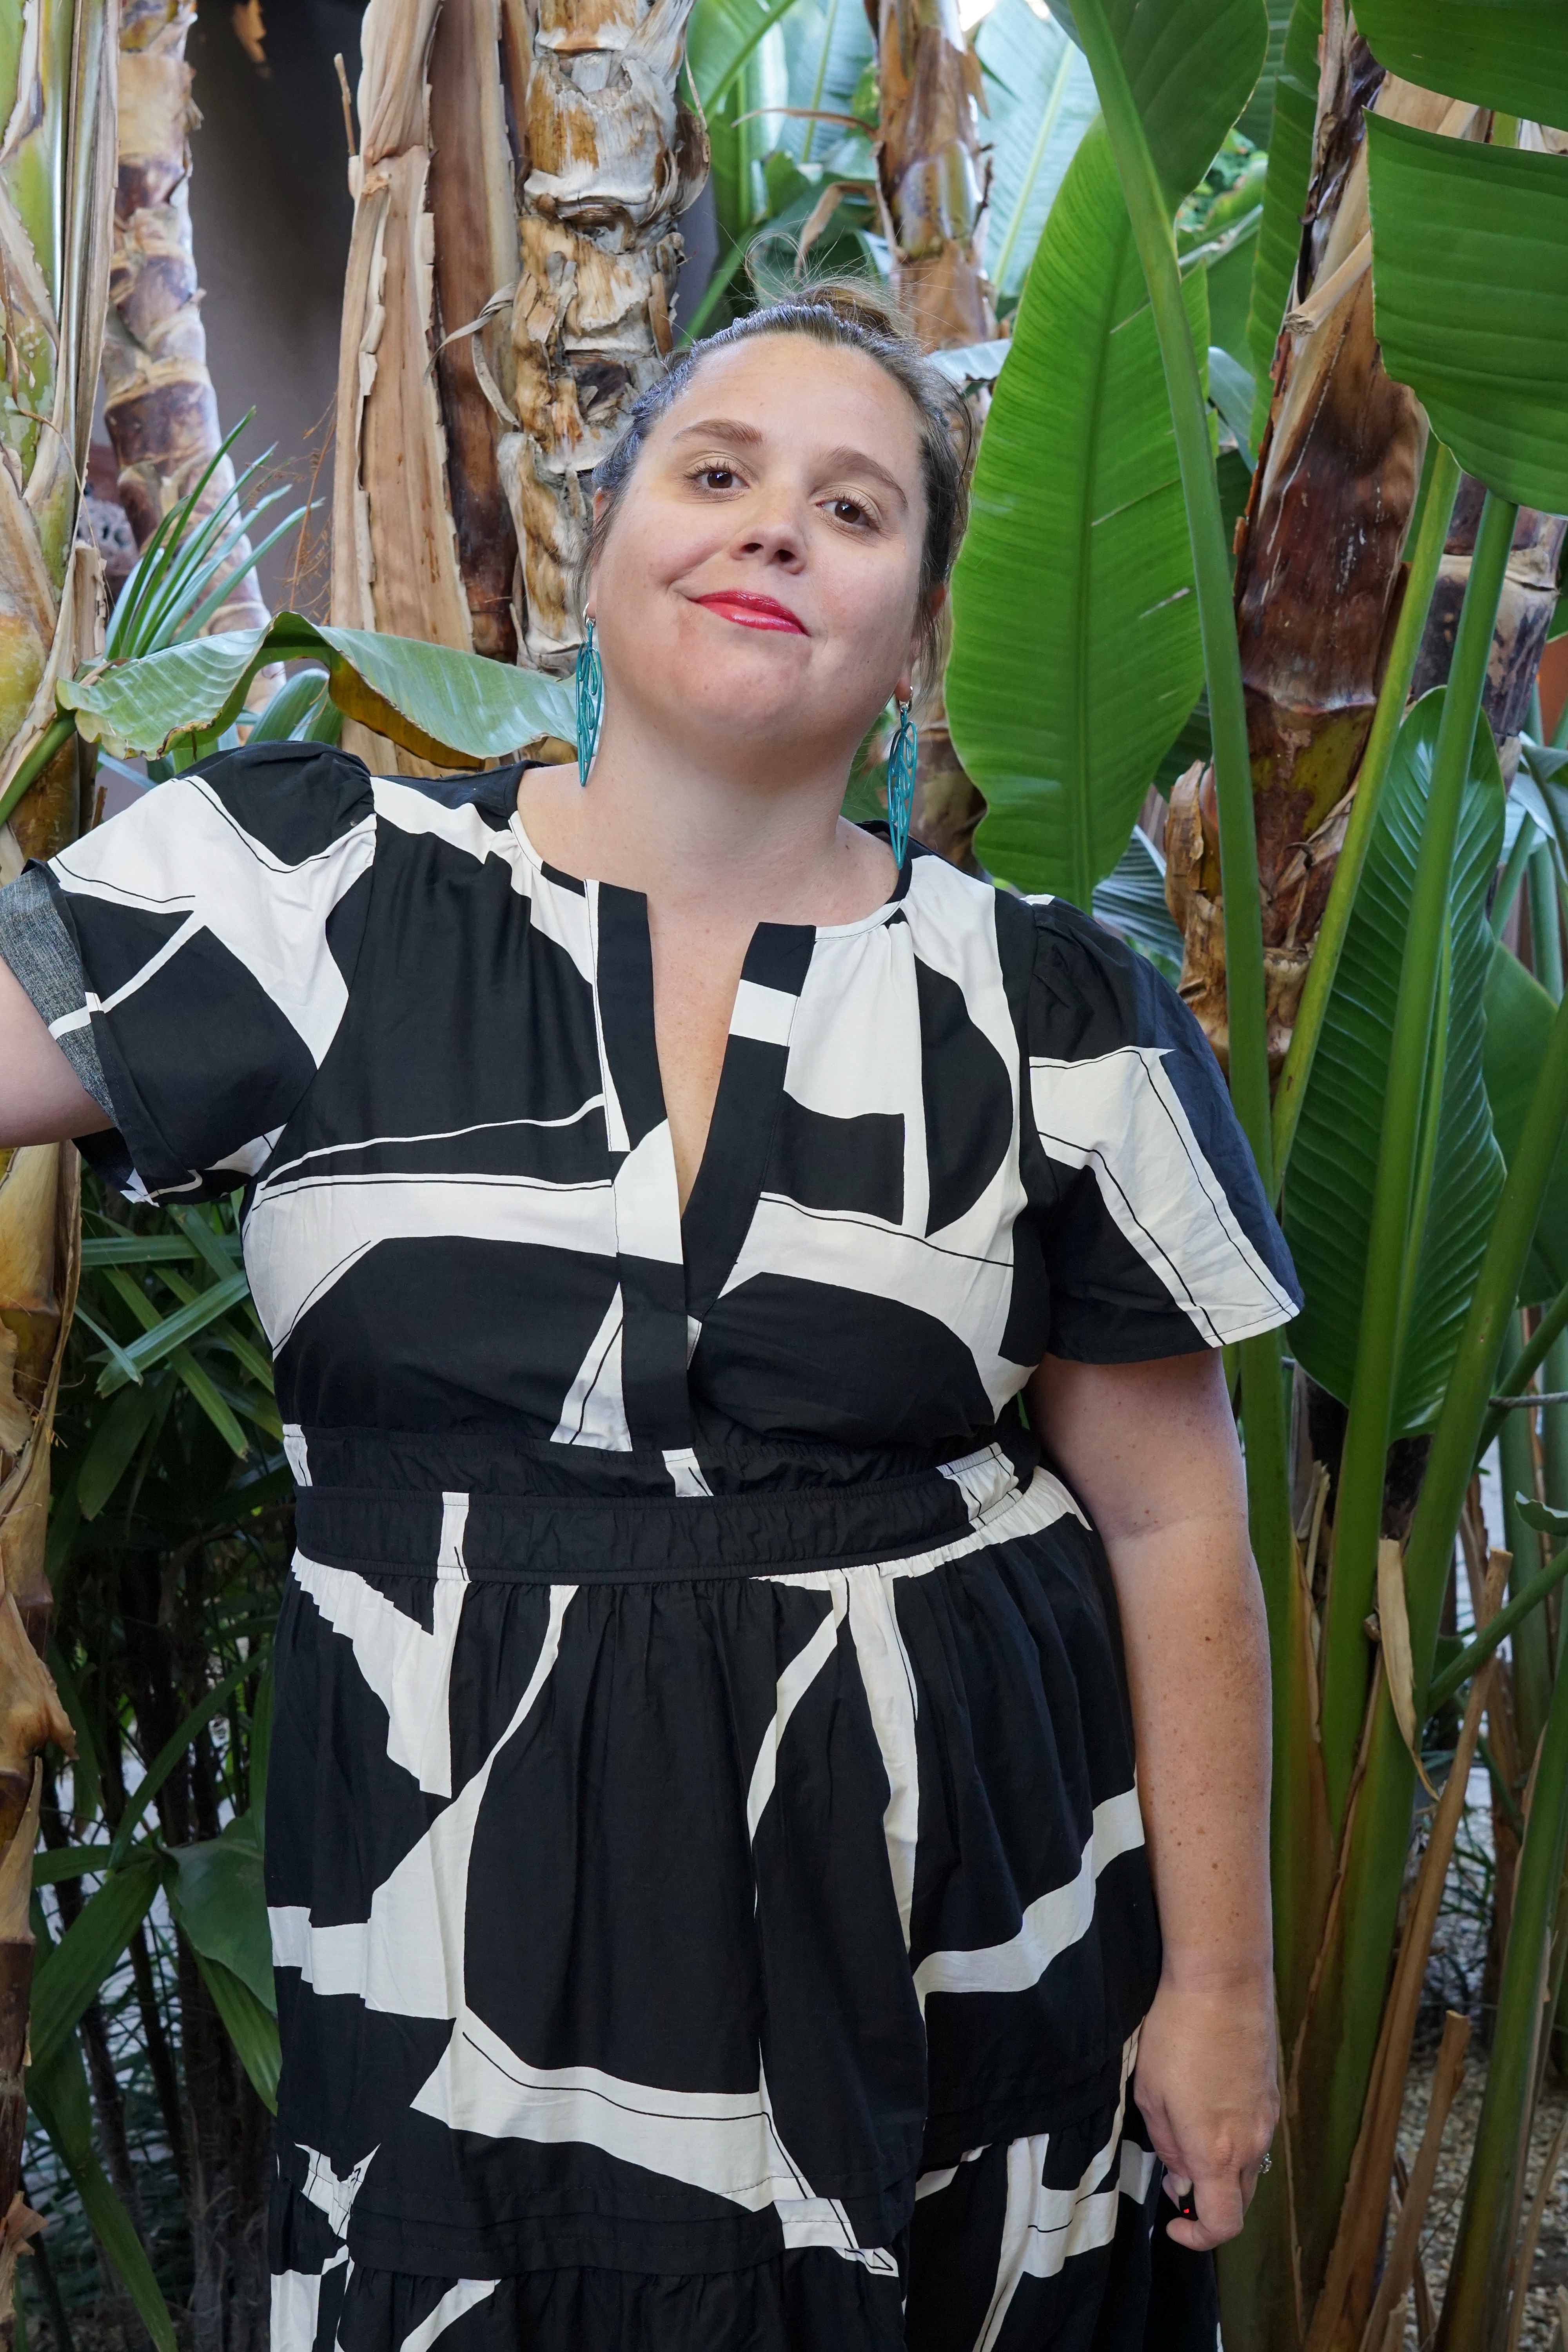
[817,446,909,510]
[670,416,767,448]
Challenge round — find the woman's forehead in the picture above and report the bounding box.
[658,335,924,453]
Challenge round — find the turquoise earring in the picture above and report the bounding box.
[886,700,917,867]
[575,619,603,785]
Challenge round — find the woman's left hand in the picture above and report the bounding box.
[1132,1965,1279,2252]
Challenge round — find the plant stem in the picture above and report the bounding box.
[1436,1645,1568,2346]
[1272,443,1463,1184]
[1307,978,1568,2230]
[1410,980,1568,1682]
[1067,0,1273,1192]
[1492,809,1538,938]
[1427,1539,1568,1713]
[1317,490,1518,1833]
[1478,1273,1568,1459]
[0,714,77,834]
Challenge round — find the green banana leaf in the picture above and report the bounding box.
[1201,213,1262,381]
[58,613,576,768]
[947,124,1207,905]
[1483,937,1568,1305]
[1051,0,1270,209]
[976,0,1100,302]
[1354,0,1568,134]
[687,0,801,113]
[1283,691,1507,1432]
[1244,0,1319,444]
[1240,0,1303,141]
[1367,116,1568,515]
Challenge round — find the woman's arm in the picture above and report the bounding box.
[1026,1348,1277,2252]
[0,953,110,1143]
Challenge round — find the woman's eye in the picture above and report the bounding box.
[698,466,739,490]
[827,495,871,527]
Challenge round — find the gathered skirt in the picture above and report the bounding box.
[263,1428,1206,2348]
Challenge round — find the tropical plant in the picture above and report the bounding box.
[106,0,274,648]
[0,8,120,2340]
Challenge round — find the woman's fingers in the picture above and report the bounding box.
[1161,2158,1250,2251]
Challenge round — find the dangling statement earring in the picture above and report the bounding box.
[575,619,604,786]
[886,700,917,867]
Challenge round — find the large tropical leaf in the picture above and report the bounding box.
[1283,691,1506,1432]
[1091,824,1184,981]
[168,1826,274,2011]
[314,623,576,764]
[1244,0,1319,440]
[27,2035,179,2352]
[29,1857,163,2074]
[976,0,1100,303]
[1367,116,1568,514]
[687,0,801,112]
[1483,938,1568,1305]
[58,613,577,768]
[947,125,1207,905]
[1052,0,1270,209]
[1239,0,1301,141]
[1354,0,1568,134]
[169,1822,281,2109]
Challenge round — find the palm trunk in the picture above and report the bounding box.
[0,5,120,2339]
[104,0,271,639]
[875,0,992,870]
[500,0,707,673]
[1165,23,1472,1071]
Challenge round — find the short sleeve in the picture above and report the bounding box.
[1,740,376,1202]
[1021,896,1301,1361]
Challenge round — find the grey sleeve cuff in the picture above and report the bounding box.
[0,864,116,1118]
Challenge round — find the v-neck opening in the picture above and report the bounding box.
[506,799,913,1312]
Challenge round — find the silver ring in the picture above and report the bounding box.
[1258,2152,1272,2174]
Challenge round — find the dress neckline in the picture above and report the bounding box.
[504,800,914,936]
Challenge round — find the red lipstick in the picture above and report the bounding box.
[693,591,808,635]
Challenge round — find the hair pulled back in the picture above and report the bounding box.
[586,279,973,693]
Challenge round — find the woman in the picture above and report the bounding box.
[0,285,1297,2352]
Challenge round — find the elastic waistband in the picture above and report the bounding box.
[292,1445,1033,1584]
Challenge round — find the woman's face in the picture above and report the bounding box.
[588,335,931,773]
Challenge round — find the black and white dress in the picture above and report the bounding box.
[2,743,1299,2352]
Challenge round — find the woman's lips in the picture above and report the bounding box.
[692,591,808,635]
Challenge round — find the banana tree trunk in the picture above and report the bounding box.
[103,0,271,637]
[1411,478,1568,771]
[0,3,120,2336]
[873,0,991,348]
[332,0,521,687]
[1165,31,1475,1072]
[875,0,993,871]
[499,0,707,674]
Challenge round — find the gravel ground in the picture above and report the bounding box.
[1394,2051,1568,2349]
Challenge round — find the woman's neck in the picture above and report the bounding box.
[516,710,895,929]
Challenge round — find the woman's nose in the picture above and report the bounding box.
[735,498,805,565]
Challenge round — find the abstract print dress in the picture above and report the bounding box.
[0,744,1299,2352]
